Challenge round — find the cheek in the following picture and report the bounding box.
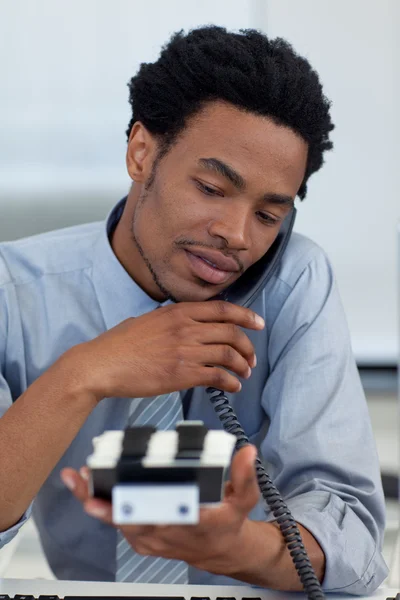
[136,192,175,243]
[154,190,203,237]
[251,228,282,264]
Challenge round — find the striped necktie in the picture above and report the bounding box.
[115,391,189,584]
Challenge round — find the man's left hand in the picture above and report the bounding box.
[60,444,260,575]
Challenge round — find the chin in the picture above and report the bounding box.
[165,279,223,303]
[159,260,238,302]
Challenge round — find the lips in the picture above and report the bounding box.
[184,249,240,285]
[186,248,240,272]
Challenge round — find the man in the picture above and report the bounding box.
[0,26,388,594]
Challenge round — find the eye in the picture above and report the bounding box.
[195,181,223,196]
[256,212,280,226]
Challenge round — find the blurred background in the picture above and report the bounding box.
[0,0,398,588]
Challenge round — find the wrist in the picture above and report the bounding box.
[222,519,284,584]
[222,519,325,590]
[54,344,102,407]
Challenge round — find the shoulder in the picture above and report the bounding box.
[274,231,333,290]
[251,232,336,327]
[0,221,103,287]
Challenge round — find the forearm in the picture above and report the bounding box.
[0,346,97,531]
[225,519,325,591]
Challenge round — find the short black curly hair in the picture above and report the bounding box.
[126,25,334,199]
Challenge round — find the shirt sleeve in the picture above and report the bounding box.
[259,249,389,595]
[0,287,33,550]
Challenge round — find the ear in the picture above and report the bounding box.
[126,122,157,183]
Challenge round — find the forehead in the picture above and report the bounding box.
[169,101,308,191]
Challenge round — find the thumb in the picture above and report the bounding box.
[228,444,260,513]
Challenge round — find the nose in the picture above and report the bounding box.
[207,207,251,250]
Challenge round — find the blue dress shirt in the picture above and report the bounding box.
[0,199,388,594]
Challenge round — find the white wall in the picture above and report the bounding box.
[0,0,259,195]
[0,0,398,364]
[262,0,400,365]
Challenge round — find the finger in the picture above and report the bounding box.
[84,498,113,525]
[130,539,159,557]
[131,536,181,559]
[197,323,257,368]
[181,301,265,331]
[120,525,157,537]
[227,445,260,513]
[123,530,168,556]
[79,466,90,481]
[195,366,242,393]
[199,344,252,379]
[223,480,234,498]
[60,468,90,503]
[120,528,178,559]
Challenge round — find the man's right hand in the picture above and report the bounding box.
[69,301,265,402]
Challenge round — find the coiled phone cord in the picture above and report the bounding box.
[207,387,325,600]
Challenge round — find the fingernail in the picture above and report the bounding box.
[255,315,265,328]
[245,366,252,379]
[251,355,257,368]
[62,475,76,492]
[86,505,108,518]
[80,468,89,481]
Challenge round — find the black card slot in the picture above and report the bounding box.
[122,426,156,458]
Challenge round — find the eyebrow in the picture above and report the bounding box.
[197,157,294,208]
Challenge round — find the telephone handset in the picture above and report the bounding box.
[206,208,325,600]
[210,206,296,307]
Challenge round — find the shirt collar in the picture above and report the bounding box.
[92,196,172,331]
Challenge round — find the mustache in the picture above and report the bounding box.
[175,239,244,273]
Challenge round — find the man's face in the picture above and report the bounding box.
[125,101,308,303]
